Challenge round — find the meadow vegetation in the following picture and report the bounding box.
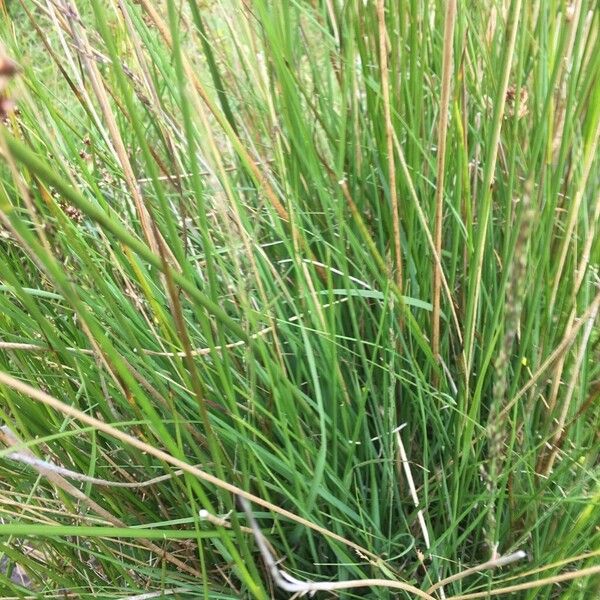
[0,1,598,598]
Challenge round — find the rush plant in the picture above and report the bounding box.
[0,1,598,598]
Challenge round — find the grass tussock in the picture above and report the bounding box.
[0,1,599,598]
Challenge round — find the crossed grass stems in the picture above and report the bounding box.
[0,0,599,598]
[1,372,599,599]
[0,397,565,599]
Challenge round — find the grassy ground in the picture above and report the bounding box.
[0,1,598,598]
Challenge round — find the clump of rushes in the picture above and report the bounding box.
[0,2,599,599]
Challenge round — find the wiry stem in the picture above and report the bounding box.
[432,0,457,365]
[376,0,402,291]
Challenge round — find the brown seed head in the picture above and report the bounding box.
[0,56,19,77]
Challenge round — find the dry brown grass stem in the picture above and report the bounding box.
[376,0,402,291]
[432,0,457,364]
[538,187,600,472]
[540,298,598,475]
[428,551,527,594]
[396,428,431,551]
[444,563,600,600]
[392,131,463,346]
[501,288,600,417]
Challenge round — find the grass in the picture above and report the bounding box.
[0,0,598,598]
